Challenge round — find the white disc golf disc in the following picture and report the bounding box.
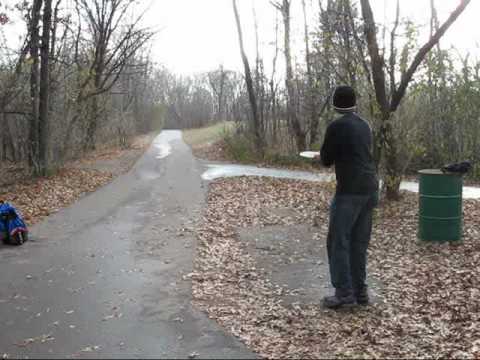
[300,151,320,159]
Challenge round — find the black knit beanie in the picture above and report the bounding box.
[332,85,356,112]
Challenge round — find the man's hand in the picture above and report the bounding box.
[313,153,323,167]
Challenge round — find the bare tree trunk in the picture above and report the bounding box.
[39,0,53,175]
[0,118,6,161]
[360,0,404,200]
[253,6,266,136]
[427,0,443,155]
[208,66,227,122]
[218,73,226,122]
[29,0,43,174]
[302,0,319,148]
[359,0,471,200]
[270,13,280,144]
[84,47,105,152]
[232,0,264,155]
[0,115,15,162]
[84,92,99,152]
[273,0,306,152]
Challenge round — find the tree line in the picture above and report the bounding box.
[230,0,475,200]
[2,0,476,201]
[140,0,477,202]
[0,0,160,176]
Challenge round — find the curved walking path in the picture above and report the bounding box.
[201,165,480,199]
[0,131,254,359]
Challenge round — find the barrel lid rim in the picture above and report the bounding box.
[418,169,462,176]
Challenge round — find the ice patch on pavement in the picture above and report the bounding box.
[458,186,480,199]
[400,181,480,199]
[152,131,180,159]
[202,164,480,200]
[400,181,419,194]
[155,143,172,159]
[201,164,334,182]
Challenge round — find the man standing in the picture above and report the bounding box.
[318,85,379,309]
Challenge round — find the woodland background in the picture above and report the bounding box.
[0,0,478,200]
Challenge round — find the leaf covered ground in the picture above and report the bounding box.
[192,177,480,359]
[0,168,113,225]
[0,133,155,226]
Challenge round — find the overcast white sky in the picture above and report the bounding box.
[143,0,480,74]
[2,0,480,74]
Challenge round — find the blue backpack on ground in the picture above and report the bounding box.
[0,201,29,246]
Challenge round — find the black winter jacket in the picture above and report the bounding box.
[321,112,378,195]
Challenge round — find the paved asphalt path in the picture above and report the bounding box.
[0,131,254,359]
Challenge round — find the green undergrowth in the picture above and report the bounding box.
[183,121,235,147]
[222,131,317,170]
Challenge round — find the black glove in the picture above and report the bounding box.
[441,161,473,175]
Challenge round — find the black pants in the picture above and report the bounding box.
[327,193,377,292]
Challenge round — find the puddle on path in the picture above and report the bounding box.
[153,131,181,159]
[202,164,480,200]
[155,144,171,159]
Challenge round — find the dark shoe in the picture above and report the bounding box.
[323,290,356,310]
[355,287,370,306]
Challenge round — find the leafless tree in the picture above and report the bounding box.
[72,0,153,151]
[232,0,265,154]
[359,0,471,200]
[272,0,307,152]
[0,0,158,174]
[208,65,229,122]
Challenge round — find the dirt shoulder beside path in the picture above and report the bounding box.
[193,177,480,358]
[0,133,157,226]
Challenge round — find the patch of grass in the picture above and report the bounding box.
[263,151,314,168]
[183,121,236,148]
[223,132,259,163]
[222,133,319,169]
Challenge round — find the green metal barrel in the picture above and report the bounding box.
[418,169,463,243]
